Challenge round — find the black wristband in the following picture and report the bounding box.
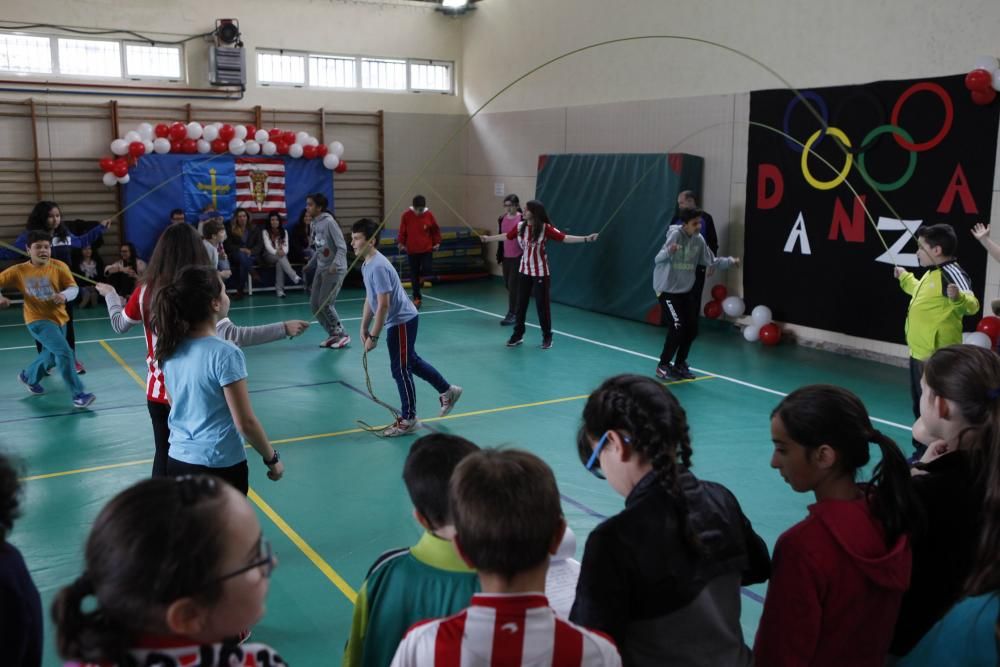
[263,449,280,466]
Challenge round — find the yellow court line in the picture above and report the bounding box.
[98,340,146,388]
[248,488,358,603]
[23,458,154,482]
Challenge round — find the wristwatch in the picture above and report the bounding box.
[263,449,280,466]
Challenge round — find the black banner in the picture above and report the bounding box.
[745,74,999,343]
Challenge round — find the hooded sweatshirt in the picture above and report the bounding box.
[754,497,912,667]
[652,225,735,295]
[398,207,441,255]
[311,211,348,272]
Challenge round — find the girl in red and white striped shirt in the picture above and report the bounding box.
[481,200,597,350]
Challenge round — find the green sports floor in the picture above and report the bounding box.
[0,279,914,666]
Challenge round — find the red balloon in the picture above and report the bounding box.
[218,124,235,142]
[181,138,197,154]
[99,156,115,172]
[334,160,348,174]
[316,144,328,157]
[302,145,317,159]
[281,131,296,145]
[976,316,1000,345]
[703,301,722,319]
[971,88,997,106]
[276,141,290,155]
[711,284,728,301]
[211,138,228,154]
[113,157,129,170]
[245,124,256,138]
[965,69,993,92]
[127,141,145,158]
[268,128,283,141]
[169,122,187,142]
[154,123,170,138]
[759,323,782,346]
[169,140,183,153]
[112,163,129,178]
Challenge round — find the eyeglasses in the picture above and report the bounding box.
[214,536,275,583]
[584,432,630,480]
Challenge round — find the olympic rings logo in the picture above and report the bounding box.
[783,82,954,192]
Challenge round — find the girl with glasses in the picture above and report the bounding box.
[572,373,769,666]
[52,475,285,666]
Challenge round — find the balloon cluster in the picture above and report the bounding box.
[742,305,781,346]
[964,55,1000,106]
[964,315,1000,349]
[97,122,349,187]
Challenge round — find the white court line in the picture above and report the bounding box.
[0,297,369,329]
[423,294,913,433]
[0,307,469,352]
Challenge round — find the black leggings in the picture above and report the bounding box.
[166,458,250,495]
[659,291,699,366]
[407,252,432,299]
[147,400,171,477]
[513,273,552,340]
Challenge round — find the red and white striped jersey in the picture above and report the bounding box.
[122,285,168,404]
[390,594,621,667]
[506,222,567,277]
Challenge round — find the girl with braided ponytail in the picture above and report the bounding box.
[890,344,1000,663]
[152,265,284,493]
[755,384,919,667]
[570,374,770,666]
[52,475,286,666]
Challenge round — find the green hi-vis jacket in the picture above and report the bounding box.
[898,260,979,361]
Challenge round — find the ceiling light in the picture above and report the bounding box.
[442,0,468,7]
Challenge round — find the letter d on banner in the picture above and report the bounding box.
[757,164,784,209]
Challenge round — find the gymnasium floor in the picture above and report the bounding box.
[0,279,914,666]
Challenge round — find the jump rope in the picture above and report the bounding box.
[2,35,944,434]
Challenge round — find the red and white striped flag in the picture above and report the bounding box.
[236,158,286,216]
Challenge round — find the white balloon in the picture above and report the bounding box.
[213,122,223,129]
[110,139,129,156]
[102,172,118,187]
[294,131,310,146]
[228,138,246,155]
[143,140,155,155]
[254,129,269,143]
[742,324,761,342]
[123,130,141,144]
[967,331,993,349]
[262,141,277,156]
[137,122,154,141]
[196,139,211,154]
[244,140,261,156]
[974,55,999,72]
[288,143,304,158]
[323,154,340,170]
[992,70,1000,93]
[117,174,130,185]
[186,122,203,140]
[328,140,345,157]
[307,136,319,147]
[152,138,171,154]
[202,125,219,142]
[721,296,745,318]
[234,125,248,140]
[751,305,773,327]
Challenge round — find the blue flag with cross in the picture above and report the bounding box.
[183,159,237,221]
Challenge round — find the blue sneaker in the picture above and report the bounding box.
[17,371,44,395]
[72,392,96,409]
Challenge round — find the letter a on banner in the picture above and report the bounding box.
[784,212,812,255]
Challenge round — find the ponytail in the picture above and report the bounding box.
[867,429,923,547]
[151,265,222,363]
[52,575,129,664]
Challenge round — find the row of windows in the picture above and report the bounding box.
[0,31,454,93]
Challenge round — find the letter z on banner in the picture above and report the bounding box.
[236,158,287,216]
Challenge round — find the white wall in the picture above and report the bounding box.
[0,0,465,114]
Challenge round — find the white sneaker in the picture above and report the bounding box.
[329,335,350,349]
[439,385,463,416]
[380,417,420,437]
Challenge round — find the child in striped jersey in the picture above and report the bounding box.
[390,449,621,667]
[480,200,598,350]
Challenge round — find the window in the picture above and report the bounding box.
[257,51,305,86]
[0,33,52,74]
[57,38,121,77]
[309,54,356,89]
[409,60,452,92]
[125,43,182,80]
[361,57,407,91]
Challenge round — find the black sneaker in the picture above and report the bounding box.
[673,362,696,380]
[506,336,523,347]
[541,337,553,350]
[499,314,516,326]
[655,364,683,381]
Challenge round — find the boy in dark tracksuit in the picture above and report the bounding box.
[653,208,739,381]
